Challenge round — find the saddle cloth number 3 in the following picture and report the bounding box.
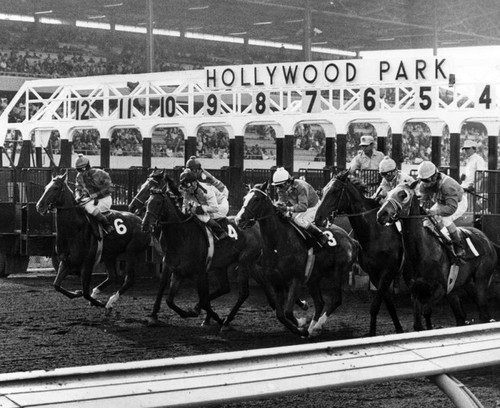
[323,231,337,247]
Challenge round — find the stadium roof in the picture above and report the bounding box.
[6,0,500,55]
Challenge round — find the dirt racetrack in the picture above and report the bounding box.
[0,271,499,408]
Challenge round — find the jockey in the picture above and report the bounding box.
[179,170,229,241]
[417,161,467,258]
[372,156,414,203]
[349,135,385,174]
[185,155,229,199]
[74,154,115,235]
[272,167,328,247]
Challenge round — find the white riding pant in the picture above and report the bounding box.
[432,195,468,227]
[79,196,112,215]
[291,203,318,228]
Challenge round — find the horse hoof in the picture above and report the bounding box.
[146,317,160,327]
[296,317,307,328]
[104,307,113,316]
[75,290,83,297]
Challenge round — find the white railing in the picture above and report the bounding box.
[0,322,499,408]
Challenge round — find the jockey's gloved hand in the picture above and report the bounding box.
[194,206,205,215]
[463,186,474,193]
[276,202,288,213]
[426,208,437,217]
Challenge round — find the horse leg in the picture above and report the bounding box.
[91,259,117,299]
[282,280,309,336]
[106,257,137,311]
[198,266,231,326]
[306,280,324,334]
[470,280,493,323]
[370,272,404,336]
[194,269,223,326]
[147,262,171,326]
[309,282,343,336]
[447,290,467,326]
[273,289,309,337]
[81,259,105,308]
[53,261,84,299]
[166,270,198,318]
[219,266,250,329]
[412,299,425,331]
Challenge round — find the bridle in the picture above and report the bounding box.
[239,187,276,224]
[45,177,78,212]
[129,177,161,209]
[143,189,192,228]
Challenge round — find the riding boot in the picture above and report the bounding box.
[449,229,466,259]
[206,218,228,241]
[306,224,328,247]
[93,210,115,235]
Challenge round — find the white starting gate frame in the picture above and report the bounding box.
[1,56,500,155]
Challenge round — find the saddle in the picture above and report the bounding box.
[427,226,481,263]
[85,212,112,241]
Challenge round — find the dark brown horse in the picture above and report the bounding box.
[235,181,360,337]
[141,186,264,328]
[377,181,498,330]
[314,170,406,336]
[35,173,151,311]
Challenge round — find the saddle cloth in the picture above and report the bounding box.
[432,227,481,261]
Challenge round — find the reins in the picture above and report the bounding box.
[244,187,278,222]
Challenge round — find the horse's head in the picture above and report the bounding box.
[376,180,418,225]
[235,181,273,229]
[141,187,165,232]
[129,170,166,214]
[141,185,184,232]
[36,172,70,215]
[315,170,371,227]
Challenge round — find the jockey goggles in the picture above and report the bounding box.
[380,170,395,177]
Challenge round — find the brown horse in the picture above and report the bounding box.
[235,181,360,337]
[141,186,265,328]
[377,181,498,330]
[35,173,151,311]
[314,170,406,336]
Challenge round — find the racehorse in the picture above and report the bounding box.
[314,170,406,336]
[141,186,264,328]
[377,181,499,330]
[235,181,359,337]
[36,173,151,311]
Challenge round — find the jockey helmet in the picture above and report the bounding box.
[75,154,90,170]
[186,156,202,170]
[417,161,437,180]
[272,167,291,186]
[379,156,396,173]
[179,169,197,186]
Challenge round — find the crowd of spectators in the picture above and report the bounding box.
[0,20,309,79]
[151,128,184,157]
